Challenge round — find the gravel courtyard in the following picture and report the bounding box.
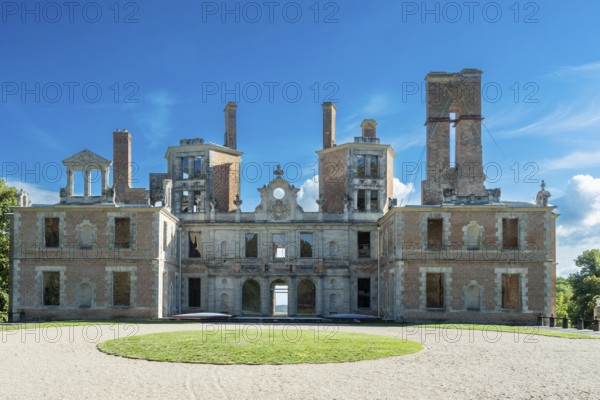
[1,323,597,399]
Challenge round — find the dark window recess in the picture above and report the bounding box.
[426,273,444,308]
[502,274,520,309]
[357,278,371,308]
[357,190,366,211]
[502,218,519,249]
[357,231,371,258]
[189,232,201,258]
[188,278,201,307]
[427,218,443,249]
[43,271,60,306]
[114,218,131,248]
[44,218,59,248]
[113,271,131,306]
[245,233,258,258]
[300,233,313,258]
[370,190,378,212]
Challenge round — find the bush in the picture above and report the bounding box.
[0,290,7,313]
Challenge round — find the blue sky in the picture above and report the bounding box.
[2,0,600,276]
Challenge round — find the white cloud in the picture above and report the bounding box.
[5,180,59,205]
[393,178,415,206]
[134,90,175,148]
[554,174,600,275]
[552,61,600,77]
[297,176,319,212]
[541,150,600,172]
[503,101,600,137]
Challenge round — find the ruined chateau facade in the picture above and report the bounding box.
[8,69,557,323]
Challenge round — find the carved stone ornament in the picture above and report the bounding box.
[271,200,288,220]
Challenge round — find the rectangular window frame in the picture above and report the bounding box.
[300,232,313,258]
[426,272,444,309]
[43,271,60,306]
[114,217,131,249]
[188,231,202,258]
[357,231,371,258]
[188,277,201,307]
[112,271,131,307]
[245,233,258,258]
[44,217,60,248]
[427,218,444,250]
[357,278,371,308]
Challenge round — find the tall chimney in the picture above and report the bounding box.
[322,102,336,149]
[224,102,237,149]
[361,119,377,138]
[113,129,132,202]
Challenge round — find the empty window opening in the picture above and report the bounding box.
[273,233,287,259]
[426,273,444,308]
[271,280,288,316]
[188,278,201,307]
[502,274,520,309]
[181,191,189,213]
[449,112,456,167]
[114,218,131,249]
[188,232,201,258]
[357,155,365,177]
[297,280,316,315]
[300,232,313,258]
[113,271,131,307]
[90,169,102,196]
[44,217,60,248]
[245,233,258,258]
[242,279,261,315]
[357,231,371,258]
[194,156,202,178]
[369,155,378,177]
[427,218,444,249]
[182,158,190,179]
[43,271,60,306]
[73,170,84,196]
[357,278,371,308]
[502,218,519,249]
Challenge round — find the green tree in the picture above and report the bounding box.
[568,249,600,323]
[0,179,17,313]
[555,276,573,319]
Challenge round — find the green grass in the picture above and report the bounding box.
[0,320,152,332]
[97,327,423,364]
[378,323,600,339]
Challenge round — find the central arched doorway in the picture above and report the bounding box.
[297,279,316,315]
[242,279,261,315]
[270,279,289,316]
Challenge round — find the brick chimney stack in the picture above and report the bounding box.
[224,102,237,149]
[113,129,131,202]
[361,119,377,138]
[322,102,336,149]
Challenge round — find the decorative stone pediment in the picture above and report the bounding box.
[63,150,111,168]
[254,165,304,222]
